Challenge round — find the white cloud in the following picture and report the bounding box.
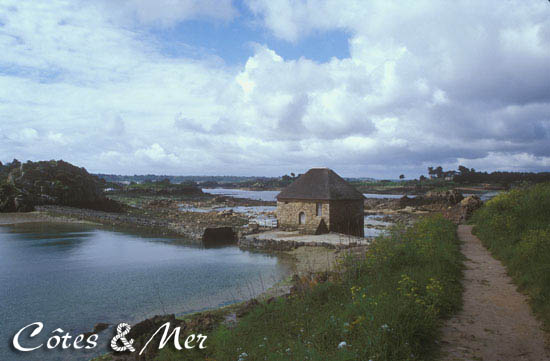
[106,0,237,26]
[9,128,39,142]
[1,0,549,177]
[135,143,179,164]
[46,131,68,145]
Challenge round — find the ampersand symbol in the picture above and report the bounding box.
[111,323,135,352]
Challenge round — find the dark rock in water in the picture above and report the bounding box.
[0,159,123,213]
[129,314,182,341]
[202,226,237,245]
[113,312,218,359]
[125,314,186,359]
[93,322,109,333]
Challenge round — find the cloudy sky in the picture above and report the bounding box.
[1,0,550,178]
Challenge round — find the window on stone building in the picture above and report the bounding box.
[299,212,306,225]
[316,203,322,216]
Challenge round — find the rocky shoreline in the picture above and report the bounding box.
[35,205,201,240]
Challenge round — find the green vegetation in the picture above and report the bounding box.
[350,177,458,195]
[157,215,462,360]
[472,183,550,330]
[425,165,550,188]
[0,159,121,212]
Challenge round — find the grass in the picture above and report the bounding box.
[156,215,462,360]
[471,182,550,331]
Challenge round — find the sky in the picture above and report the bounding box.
[1,0,550,178]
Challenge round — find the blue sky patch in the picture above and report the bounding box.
[148,7,350,65]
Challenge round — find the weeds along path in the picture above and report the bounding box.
[439,225,549,361]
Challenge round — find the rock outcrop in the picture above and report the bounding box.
[442,195,483,224]
[425,189,464,205]
[399,190,464,208]
[459,195,483,221]
[0,159,122,212]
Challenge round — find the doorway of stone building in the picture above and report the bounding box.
[299,212,306,225]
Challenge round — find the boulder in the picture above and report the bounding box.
[398,190,465,210]
[460,195,483,221]
[93,322,109,333]
[128,314,181,341]
[425,189,464,205]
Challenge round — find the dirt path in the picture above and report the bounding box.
[440,225,549,361]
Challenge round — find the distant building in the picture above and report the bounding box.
[276,168,365,237]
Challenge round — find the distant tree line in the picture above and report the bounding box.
[424,165,550,187]
[95,174,263,184]
[96,172,302,189]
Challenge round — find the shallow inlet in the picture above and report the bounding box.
[0,222,291,361]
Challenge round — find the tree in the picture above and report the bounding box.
[419,175,427,181]
[458,165,469,175]
[399,174,405,179]
[435,166,443,178]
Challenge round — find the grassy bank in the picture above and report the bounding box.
[471,183,550,330]
[157,215,462,360]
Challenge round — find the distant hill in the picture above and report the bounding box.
[95,174,276,184]
[0,159,121,212]
[95,173,377,190]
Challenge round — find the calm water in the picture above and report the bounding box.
[202,187,418,201]
[202,188,280,201]
[0,223,290,361]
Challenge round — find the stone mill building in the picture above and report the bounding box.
[276,168,365,237]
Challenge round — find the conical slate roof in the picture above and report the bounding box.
[276,168,364,201]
